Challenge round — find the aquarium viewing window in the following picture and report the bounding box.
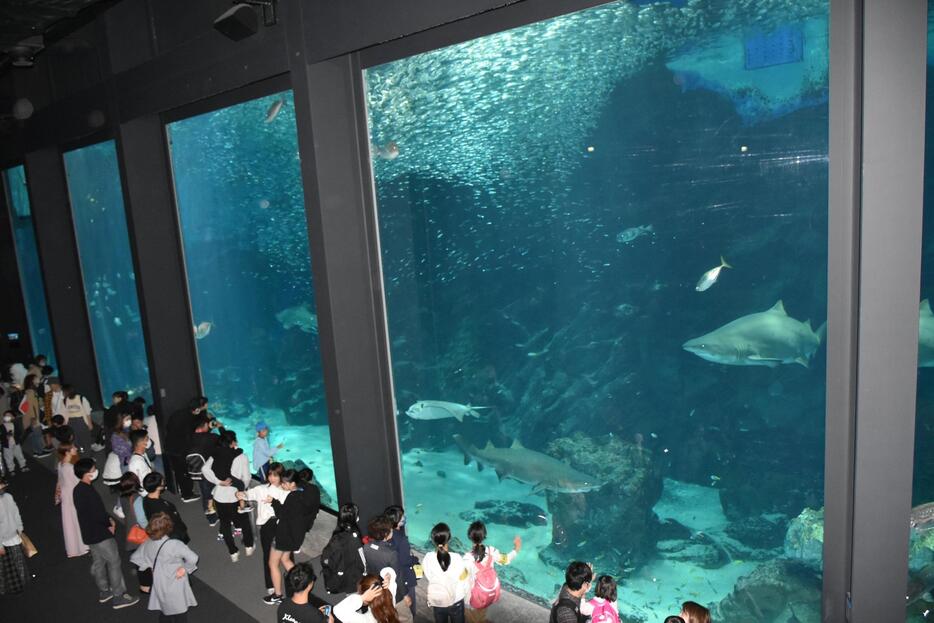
[365,0,830,619]
[166,90,338,506]
[3,165,57,368]
[63,141,152,402]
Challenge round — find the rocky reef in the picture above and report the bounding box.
[713,560,821,623]
[540,432,663,574]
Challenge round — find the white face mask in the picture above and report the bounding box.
[89,469,99,482]
[2,415,12,424]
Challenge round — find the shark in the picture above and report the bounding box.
[276,304,318,334]
[919,300,934,367]
[453,434,604,495]
[682,300,825,368]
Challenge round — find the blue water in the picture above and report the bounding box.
[63,141,151,401]
[366,1,829,621]
[4,165,57,368]
[167,93,337,505]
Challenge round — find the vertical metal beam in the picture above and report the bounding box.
[114,115,201,453]
[285,2,404,525]
[24,148,102,406]
[850,0,927,621]
[824,0,862,619]
[0,179,35,365]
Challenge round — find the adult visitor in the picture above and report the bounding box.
[118,472,151,594]
[202,430,254,562]
[1,409,27,474]
[0,474,27,595]
[72,457,140,610]
[237,461,288,600]
[165,397,208,504]
[549,561,593,623]
[55,442,88,558]
[62,384,94,454]
[127,429,153,490]
[265,469,306,604]
[296,467,320,533]
[187,413,223,525]
[130,511,200,623]
[384,505,417,617]
[142,472,190,544]
[20,374,45,456]
[333,572,400,623]
[320,502,366,595]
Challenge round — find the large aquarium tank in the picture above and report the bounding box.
[3,165,57,368]
[63,141,151,402]
[908,4,934,622]
[166,91,337,506]
[365,1,829,621]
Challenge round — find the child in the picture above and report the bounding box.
[1,410,27,474]
[584,575,620,623]
[463,521,520,622]
[0,474,27,594]
[679,601,711,623]
[252,421,283,483]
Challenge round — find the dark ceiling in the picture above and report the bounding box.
[0,0,119,69]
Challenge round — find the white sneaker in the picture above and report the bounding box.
[113,505,125,519]
[245,546,255,557]
[230,552,240,562]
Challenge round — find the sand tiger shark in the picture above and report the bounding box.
[682,300,825,368]
[453,434,604,494]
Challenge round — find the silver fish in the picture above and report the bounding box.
[695,256,731,292]
[264,98,285,123]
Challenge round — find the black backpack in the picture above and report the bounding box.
[320,530,365,594]
[549,597,585,623]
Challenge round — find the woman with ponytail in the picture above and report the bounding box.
[463,521,521,622]
[423,523,470,623]
[333,572,400,623]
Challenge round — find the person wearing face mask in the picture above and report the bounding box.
[1,410,27,475]
[73,457,140,610]
[0,474,28,595]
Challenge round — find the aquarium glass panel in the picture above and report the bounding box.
[908,5,934,621]
[63,141,151,401]
[3,165,57,367]
[366,1,829,619]
[167,91,337,506]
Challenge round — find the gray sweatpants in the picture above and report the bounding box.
[88,539,127,598]
[2,443,26,470]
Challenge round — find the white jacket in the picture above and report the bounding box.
[423,550,470,608]
[127,452,153,492]
[244,483,288,525]
[202,453,252,503]
[0,492,23,547]
[333,567,397,623]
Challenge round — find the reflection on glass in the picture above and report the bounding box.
[167,91,337,505]
[63,141,151,401]
[3,165,57,368]
[366,0,829,619]
[908,5,934,621]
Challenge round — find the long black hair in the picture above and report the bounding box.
[468,520,487,563]
[430,523,452,572]
[336,502,360,534]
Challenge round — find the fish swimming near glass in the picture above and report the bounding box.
[276,304,318,334]
[193,321,213,340]
[918,300,934,367]
[695,256,731,292]
[453,434,604,494]
[616,224,654,245]
[405,401,488,423]
[911,501,934,531]
[264,98,285,123]
[682,300,825,367]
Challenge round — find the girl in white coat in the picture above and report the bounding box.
[423,523,470,623]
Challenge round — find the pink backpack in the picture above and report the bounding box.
[468,549,501,609]
[589,599,620,623]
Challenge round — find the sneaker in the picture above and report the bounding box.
[230,551,240,562]
[90,443,105,452]
[112,505,125,520]
[112,593,140,610]
[19,466,30,472]
[33,450,50,458]
[99,591,113,603]
[262,594,283,605]
[208,518,218,527]
[245,546,255,557]
[181,494,200,503]
[237,505,252,514]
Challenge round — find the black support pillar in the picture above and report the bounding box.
[24,148,102,406]
[115,115,202,475]
[0,186,33,366]
[285,4,403,525]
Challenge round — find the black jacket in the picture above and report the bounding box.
[165,409,196,455]
[142,497,190,543]
[272,490,309,551]
[297,483,320,533]
[73,481,113,545]
[188,430,220,460]
[363,538,404,604]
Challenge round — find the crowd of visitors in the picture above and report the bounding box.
[0,356,715,623]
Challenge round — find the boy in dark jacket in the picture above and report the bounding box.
[384,504,417,617]
[363,515,412,623]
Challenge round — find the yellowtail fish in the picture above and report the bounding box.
[695,256,731,291]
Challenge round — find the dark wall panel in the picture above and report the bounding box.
[104,0,156,74]
[24,147,102,406]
